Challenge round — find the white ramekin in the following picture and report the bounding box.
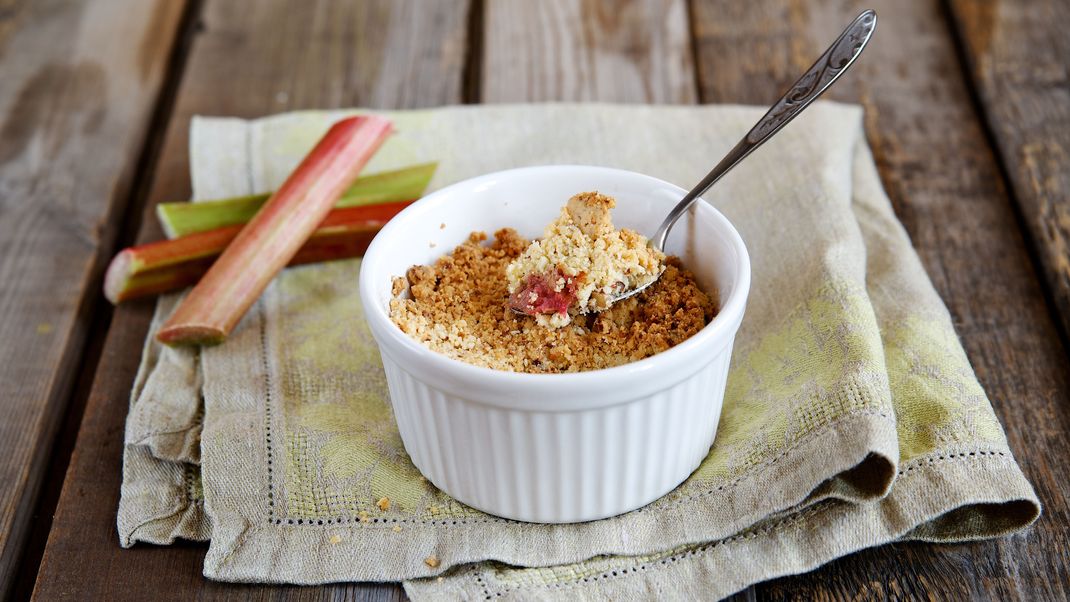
[359,166,750,523]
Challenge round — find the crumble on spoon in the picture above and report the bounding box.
[506,192,665,328]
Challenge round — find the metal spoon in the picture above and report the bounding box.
[610,9,877,304]
[512,9,876,317]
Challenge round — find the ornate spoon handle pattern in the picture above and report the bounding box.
[651,10,877,252]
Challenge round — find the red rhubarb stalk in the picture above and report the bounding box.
[104,202,412,303]
[155,115,393,345]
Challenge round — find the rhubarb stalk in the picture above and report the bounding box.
[156,115,393,345]
[104,202,412,303]
[156,162,436,238]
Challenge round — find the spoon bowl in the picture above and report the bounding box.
[602,263,664,305]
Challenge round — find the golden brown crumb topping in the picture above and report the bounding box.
[388,229,717,373]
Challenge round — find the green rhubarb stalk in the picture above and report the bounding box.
[156,162,436,238]
[156,115,393,346]
[104,202,412,303]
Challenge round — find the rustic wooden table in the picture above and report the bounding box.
[2,0,1067,599]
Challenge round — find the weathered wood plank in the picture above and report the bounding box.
[948,0,1070,341]
[32,0,1070,600]
[686,1,1070,599]
[481,0,697,103]
[30,0,470,600]
[0,0,187,596]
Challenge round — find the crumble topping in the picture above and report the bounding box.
[505,192,665,327]
[389,229,716,373]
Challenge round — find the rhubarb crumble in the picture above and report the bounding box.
[388,194,716,373]
[506,192,665,327]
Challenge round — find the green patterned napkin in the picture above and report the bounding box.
[118,103,1039,600]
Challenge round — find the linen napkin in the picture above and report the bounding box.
[118,103,1039,600]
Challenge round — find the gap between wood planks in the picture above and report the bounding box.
[463,0,485,103]
[8,2,206,600]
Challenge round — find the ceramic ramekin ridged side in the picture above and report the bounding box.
[378,335,737,523]
[359,165,751,523]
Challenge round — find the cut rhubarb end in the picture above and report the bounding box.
[509,270,579,316]
[155,324,227,346]
[157,115,394,345]
[103,250,135,304]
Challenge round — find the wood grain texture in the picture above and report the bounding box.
[0,0,186,596]
[26,0,1070,600]
[481,0,697,103]
[687,1,1070,599]
[30,0,469,600]
[948,0,1070,341]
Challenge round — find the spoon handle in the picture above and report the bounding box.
[651,9,877,251]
